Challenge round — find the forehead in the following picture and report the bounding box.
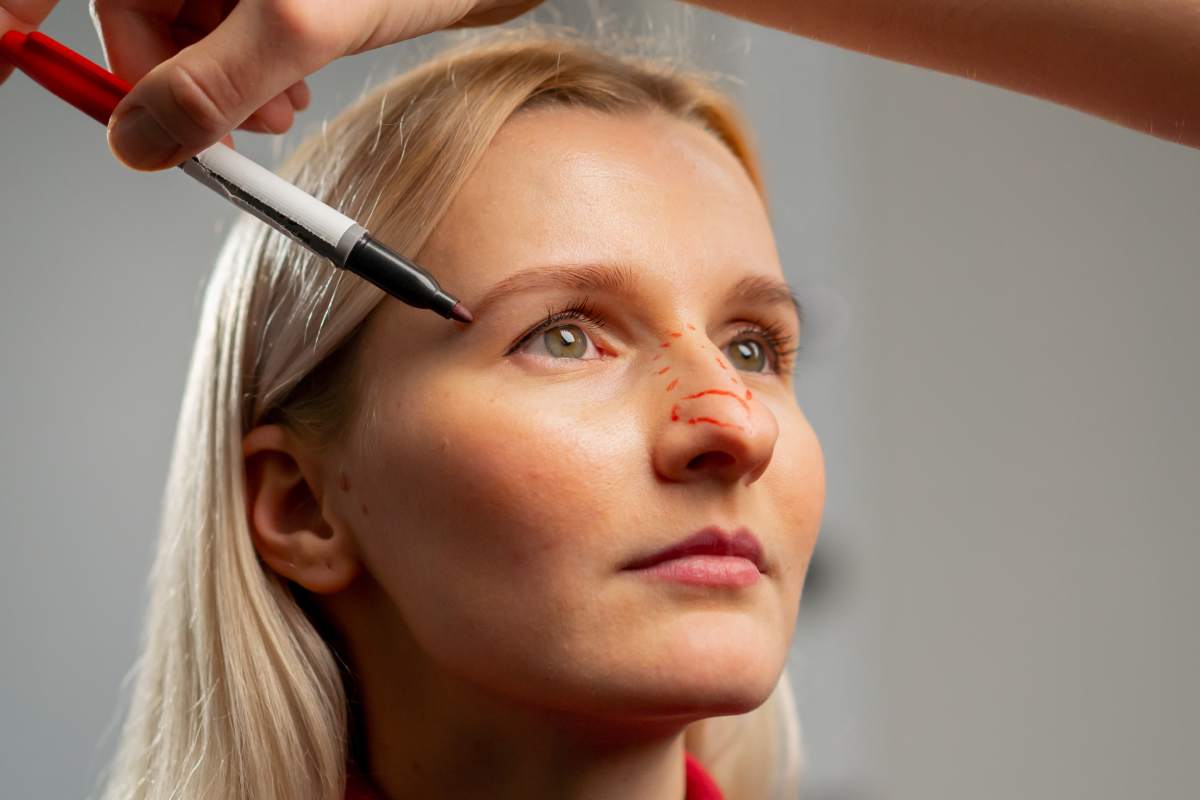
[415,106,778,297]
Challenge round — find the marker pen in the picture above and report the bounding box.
[0,30,474,324]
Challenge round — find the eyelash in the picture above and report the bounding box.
[507,297,801,374]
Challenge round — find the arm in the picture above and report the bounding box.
[684,0,1200,150]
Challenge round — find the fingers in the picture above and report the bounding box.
[105,0,342,171]
[0,1,61,84]
[285,78,310,112]
[451,0,545,29]
[239,89,293,133]
[93,3,312,138]
[0,0,59,31]
[239,78,310,132]
[90,0,184,89]
[93,0,528,171]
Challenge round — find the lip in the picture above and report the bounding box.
[622,525,766,575]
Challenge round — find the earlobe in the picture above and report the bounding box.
[241,424,361,594]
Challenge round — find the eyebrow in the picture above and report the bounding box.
[468,262,802,323]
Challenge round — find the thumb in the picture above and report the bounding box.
[106,2,337,170]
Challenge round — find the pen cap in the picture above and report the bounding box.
[0,30,131,124]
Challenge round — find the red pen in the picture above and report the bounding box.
[0,29,128,123]
[0,29,474,323]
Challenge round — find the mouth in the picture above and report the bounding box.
[621,525,766,587]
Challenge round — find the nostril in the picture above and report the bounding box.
[687,452,736,471]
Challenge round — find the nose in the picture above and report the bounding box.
[649,326,779,486]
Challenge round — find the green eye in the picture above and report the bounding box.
[727,339,768,372]
[507,298,799,376]
[506,299,608,360]
[543,324,589,358]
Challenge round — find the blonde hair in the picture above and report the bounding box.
[98,26,803,800]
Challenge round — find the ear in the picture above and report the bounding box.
[242,424,361,593]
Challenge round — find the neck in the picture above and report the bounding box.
[324,582,692,800]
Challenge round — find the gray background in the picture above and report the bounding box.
[2,2,1197,798]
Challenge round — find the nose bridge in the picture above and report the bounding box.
[651,323,755,432]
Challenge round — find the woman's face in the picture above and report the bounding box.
[324,107,824,723]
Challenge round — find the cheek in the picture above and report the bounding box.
[345,383,636,660]
[771,407,826,604]
[363,403,590,572]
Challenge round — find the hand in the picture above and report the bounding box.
[1,1,543,170]
[0,2,51,84]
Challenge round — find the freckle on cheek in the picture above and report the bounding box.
[338,470,351,492]
[361,503,369,516]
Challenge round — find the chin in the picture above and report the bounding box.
[668,653,781,714]
[598,625,786,719]
[610,672,778,724]
[564,673,776,734]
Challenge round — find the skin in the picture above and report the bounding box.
[242,108,825,799]
[4,0,1197,168]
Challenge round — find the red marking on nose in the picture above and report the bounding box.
[670,404,680,421]
[687,416,747,432]
[670,332,683,338]
[682,389,750,413]
[746,389,753,400]
[686,324,696,331]
[656,366,671,375]
[715,357,727,370]
[666,378,679,391]
[660,342,671,348]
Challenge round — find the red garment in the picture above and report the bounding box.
[683,751,725,800]
[344,750,724,799]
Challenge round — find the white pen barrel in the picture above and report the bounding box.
[178,142,366,263]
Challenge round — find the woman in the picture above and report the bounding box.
[99,27,822,800]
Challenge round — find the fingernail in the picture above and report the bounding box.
[108,106,181,169]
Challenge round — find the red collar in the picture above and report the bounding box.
[683,751,725,800]
[345,750,724,799]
